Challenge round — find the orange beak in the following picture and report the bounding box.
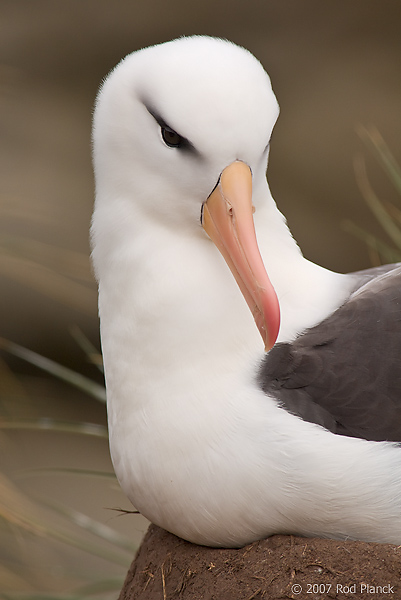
[202,161,280,351]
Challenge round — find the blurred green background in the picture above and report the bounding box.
[1,1,401,597]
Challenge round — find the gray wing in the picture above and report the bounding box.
[258,264,401,442]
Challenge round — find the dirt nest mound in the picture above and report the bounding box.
[119,524,401,599]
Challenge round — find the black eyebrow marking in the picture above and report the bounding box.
[143,100,200,156]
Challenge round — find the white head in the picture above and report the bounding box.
[92,36,279,223]
[92,36,282,349]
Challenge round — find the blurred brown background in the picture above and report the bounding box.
[0,0,400,595]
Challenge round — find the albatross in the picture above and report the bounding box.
[91,36,401,548]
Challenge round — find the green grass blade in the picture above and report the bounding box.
[22,519,131,568]
[0,418,108,438]
[37,499,137,554]
[0,235,94,283]
[73,577,126,595]
[0,588,123,600]
[0,471,132,567]
[0,595,82,600]
[69,326,104,373]
[342,219,401,264]
[0,254,97,316]
[18,467,115,480]
[357,125,401,196]
[353,155,401,251]
[0,339,106,403]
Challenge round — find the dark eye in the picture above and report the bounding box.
[161,126,182,148]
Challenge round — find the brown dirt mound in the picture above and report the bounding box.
[119,524,401,600]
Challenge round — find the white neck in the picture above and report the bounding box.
[95,184,351,411]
